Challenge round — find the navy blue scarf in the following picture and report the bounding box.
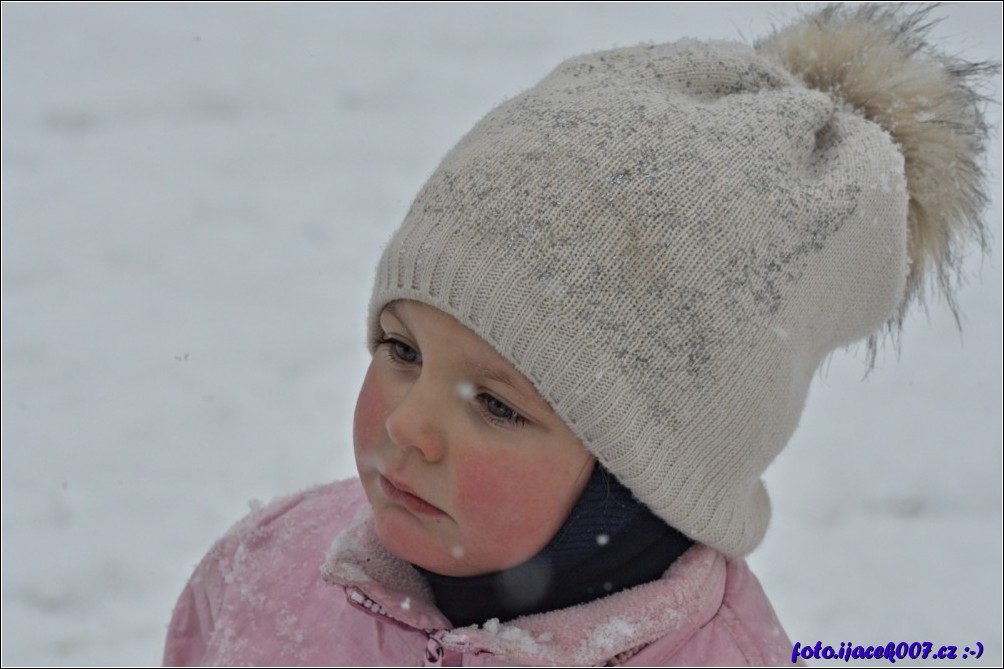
[415,466,693,627]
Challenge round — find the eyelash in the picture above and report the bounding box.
[380,337,421,366]
[478,395,527,428]
[377,335,527,428]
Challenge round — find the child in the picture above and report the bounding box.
[164,5,992,666]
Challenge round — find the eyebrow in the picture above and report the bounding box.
[465,354,551,419]
[466,356,534,397]
[382,302,406,330]
[383,303,550,415]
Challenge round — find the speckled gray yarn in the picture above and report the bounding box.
[369,36,916,556]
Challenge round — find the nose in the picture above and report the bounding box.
[384,381,448,463]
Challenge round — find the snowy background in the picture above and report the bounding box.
[2,3,1000,665]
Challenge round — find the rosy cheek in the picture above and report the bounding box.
[453,449,514,511]
[452,448,557,534]
[453,448,577,571]
[353,364,387,459]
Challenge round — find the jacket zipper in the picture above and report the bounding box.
[345,587,484,666]
[347,588,391,618]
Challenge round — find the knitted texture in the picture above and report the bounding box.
[368,9,989,556]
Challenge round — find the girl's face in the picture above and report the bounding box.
[354,300,595,577]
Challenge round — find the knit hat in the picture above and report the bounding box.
[367,5,992,557]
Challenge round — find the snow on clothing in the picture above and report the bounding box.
[164,479,795,666]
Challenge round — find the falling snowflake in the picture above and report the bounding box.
[456,381,476,400]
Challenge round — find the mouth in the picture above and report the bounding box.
[379,474,447,517]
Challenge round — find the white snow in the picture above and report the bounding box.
[2,3,1001,665]
[477,618,547,655]
[455,381,476,401]
[587,617,638,654]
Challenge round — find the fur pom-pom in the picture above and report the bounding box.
[757,4,996,323]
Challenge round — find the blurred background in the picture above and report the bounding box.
[3,3,1000,665]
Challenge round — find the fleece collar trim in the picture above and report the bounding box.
[322,508,727,666]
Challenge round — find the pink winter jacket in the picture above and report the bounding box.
[164,479,795,666]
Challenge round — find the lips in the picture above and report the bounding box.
[379,474,447,516]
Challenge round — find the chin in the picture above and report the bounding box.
[372,505,451,572]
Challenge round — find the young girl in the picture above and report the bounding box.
[164,6,992,666]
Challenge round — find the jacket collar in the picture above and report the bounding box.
[322,507,728,666]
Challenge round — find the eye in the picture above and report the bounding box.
[380,337,422,365]
[478,393,526,427]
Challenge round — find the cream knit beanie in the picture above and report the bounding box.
[367,5,992,557]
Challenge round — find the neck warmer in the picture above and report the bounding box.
[416,466,693,628]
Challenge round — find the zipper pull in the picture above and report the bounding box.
[427,631,478,666]
[424,636,444,667]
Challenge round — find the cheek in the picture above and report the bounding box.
[353,364,387,459]
[452,450,514,510]
[453,447,581,539]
